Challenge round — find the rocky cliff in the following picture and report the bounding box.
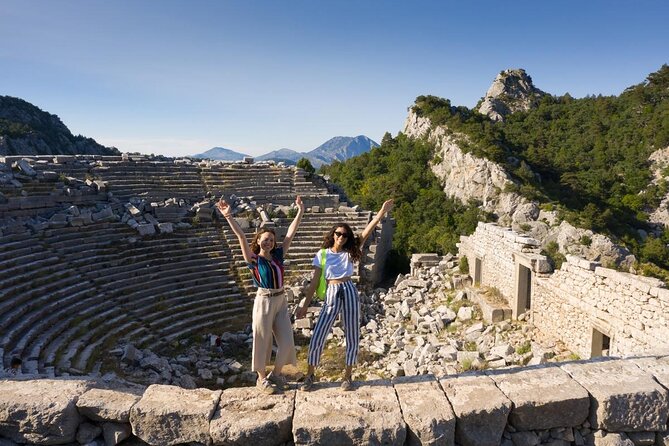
[648,146,669,229]
[403,86,635,267]
[0,96,120,156]
[403,108,527,225]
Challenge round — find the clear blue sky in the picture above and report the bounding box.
[1,0,667,157]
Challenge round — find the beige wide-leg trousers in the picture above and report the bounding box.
[252,288,297,373]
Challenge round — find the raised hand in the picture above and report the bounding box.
[295,195,305,212]
[217,198,232,218]
[380,199,394,215]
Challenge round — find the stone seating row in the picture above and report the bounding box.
[0,222,248,375]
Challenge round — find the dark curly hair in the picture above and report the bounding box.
[322,223,361,262]
[250,228,277,255]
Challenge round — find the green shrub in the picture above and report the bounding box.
[579,235,592,246]
[515,341,531,355]
[459,256,469,275]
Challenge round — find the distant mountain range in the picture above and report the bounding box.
[192,135,379,167]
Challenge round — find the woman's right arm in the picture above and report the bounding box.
[296,266,321,319]
[217,198,254,264]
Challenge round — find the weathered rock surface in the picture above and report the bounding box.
[393,375,455,446]
[210,387,295,446]
[292,380,406,446]
[77,387,143,423]
[561,359,668,432]
[130,384,221,446]
[0,378,91,444]
[440,373,511,446]
[488,365,589,430]
[477,68,547,121]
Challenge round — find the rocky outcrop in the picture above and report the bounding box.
[647,146,669,230]
[477,69,547,122]
[0,95,120,156]
[403,108,527,225]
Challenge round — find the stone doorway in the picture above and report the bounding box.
[515,263,532,318]
[591,328,611,357]
[474,257,482,286]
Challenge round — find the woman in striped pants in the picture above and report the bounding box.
[296,199,393,391]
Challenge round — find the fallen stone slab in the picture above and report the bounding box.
[293,379,406,446]
[468,288,512,323]
[487,364,589,430]
[130,384,221,446]
[631,355,669,390]
[440,373,511,446]
[77,387,143,423]
[393,375,455,446]
[0,378,91,445]
[210,387,295,446]
[561,358,668,432]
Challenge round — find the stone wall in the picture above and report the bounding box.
[459,222,669,359]
[3,356,669,445]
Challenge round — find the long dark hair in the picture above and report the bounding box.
[322,223,361,262]
[250,228,277,255]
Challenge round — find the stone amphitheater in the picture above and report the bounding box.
[4,154,669,446]
[0,154,392,379]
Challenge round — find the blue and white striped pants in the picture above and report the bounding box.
[307,280,360,367]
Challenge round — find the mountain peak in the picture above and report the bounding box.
[478,69,547,121]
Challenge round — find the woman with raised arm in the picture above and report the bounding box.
[217,196,305,394]
[296,199,394,391]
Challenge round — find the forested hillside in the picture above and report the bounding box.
[0,96,120,156]
[323,65,669,276]
[322,133,491,272]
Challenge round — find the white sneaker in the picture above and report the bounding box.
[257,377,277,395]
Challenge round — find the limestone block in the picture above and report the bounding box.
[76,422,102,444]
[77,387,143,423]
[0,378,91,444]
[626,431,656,445]
[92,207,114,221]
[136,223,156,236]
[561,359,668,431]
[157,222,174,234]
[103,422,132,445]
[393,375,455,446]
[130,384,221,446]
[488,365,589,430]
[631,356,669,390]
[210,387,295,446]
[16,159,36,176]
[440,374,511,446]
[292,380,405,445]
[591,431,635,446]
[457,306,473,321]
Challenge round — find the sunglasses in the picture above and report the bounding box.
[333,231,348,238]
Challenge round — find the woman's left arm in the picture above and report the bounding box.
[359,199,394,246]
[281,195,305,254]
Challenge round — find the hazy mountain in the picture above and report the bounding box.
[0,95,120,156]
[194,135,379,167]
[255,148,303,164]
[308,135,379,166]
[191,147,249,161]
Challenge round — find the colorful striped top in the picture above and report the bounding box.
[247,247,284,289]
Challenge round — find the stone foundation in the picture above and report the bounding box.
[3,356,669,445]
[459,222,669,359]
